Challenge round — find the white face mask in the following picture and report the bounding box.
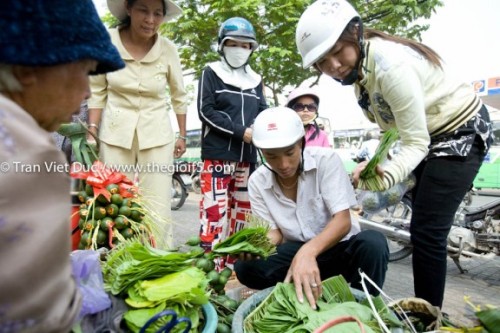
[223,47,251,68]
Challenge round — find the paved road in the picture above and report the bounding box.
[172,191,500,325]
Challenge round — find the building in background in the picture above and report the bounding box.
[473,77,500,110]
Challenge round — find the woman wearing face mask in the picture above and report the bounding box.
[296,0,493,308]
[197,17,268,266]
[286,86,330,147]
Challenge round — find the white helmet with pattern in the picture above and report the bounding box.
[252,107,305,149]
[296,0,360,69]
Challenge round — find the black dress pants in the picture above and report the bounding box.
[234,230,389,295]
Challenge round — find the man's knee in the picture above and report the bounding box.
[358,229,387,246]
[234,260,264,289]
[355,230,389,258]
[234,260,250,285]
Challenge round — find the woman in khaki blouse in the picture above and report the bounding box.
[88,0,188,249]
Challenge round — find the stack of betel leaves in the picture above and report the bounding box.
[185,213,276,332]
[71,160,157,250]
[243,275,404,333]
[99,213,275,333]
[102,239,209,332]
[209,213,277,260]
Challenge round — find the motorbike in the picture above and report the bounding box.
[171,160,194,210]
[358,190,500,273]
[190,166,201,194]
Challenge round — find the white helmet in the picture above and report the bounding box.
[286,86,320,107]
[252,107,305,149]
[296,0,360,69]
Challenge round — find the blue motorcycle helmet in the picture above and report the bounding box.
[217,17,258,53]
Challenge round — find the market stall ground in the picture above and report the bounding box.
[172,192,500,327]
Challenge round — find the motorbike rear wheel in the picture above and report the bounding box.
[361,189,474,262]
[363,196,413,261]
[171,174,187,210]
[191,173,201,194]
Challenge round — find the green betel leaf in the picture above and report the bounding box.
[476,307,500,332]
[211,214,276,259]
[321,275,356,303]
[244,275,406,333]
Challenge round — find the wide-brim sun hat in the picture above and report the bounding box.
[252,107,306,149]
[0,0,125,75]
[296,0,359,69]
[107,0,183,23]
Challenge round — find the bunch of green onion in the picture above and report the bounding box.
[359,128,399,191]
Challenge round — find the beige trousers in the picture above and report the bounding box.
[100,133,174,249]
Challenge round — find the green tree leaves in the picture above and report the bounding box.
[103,0,443,104]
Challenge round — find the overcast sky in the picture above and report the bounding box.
[92,0,500,130]
[315,0,500,130]
[420,0,500,82]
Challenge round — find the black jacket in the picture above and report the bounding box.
[197,66,267,163]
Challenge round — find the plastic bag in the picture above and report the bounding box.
[71,250,112,319]
[358,174,416,214]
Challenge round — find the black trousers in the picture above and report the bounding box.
[234,230,389,295]
[410,135,487,307]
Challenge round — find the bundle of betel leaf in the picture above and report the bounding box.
[358,128,399,192]
[102,239,204,295]
[101,239,211,333]
[124,267,210,333]
[209,214,277,260]
[243,275,404,333]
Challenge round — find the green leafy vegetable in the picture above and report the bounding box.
[102,239,204,295]
[243,275,404,333]
[211,214,276,259]
[359,128,399,191]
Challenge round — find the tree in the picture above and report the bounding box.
[160,0,443,105]
[102,0,443,105]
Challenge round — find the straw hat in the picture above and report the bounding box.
[107,0,182,23]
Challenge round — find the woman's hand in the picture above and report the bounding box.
[86,126,98,145]
[351,161,384,188]
[231,229,281,262]
[174,138,186,158]
[243,127,253,144]
[284,247,321,310]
